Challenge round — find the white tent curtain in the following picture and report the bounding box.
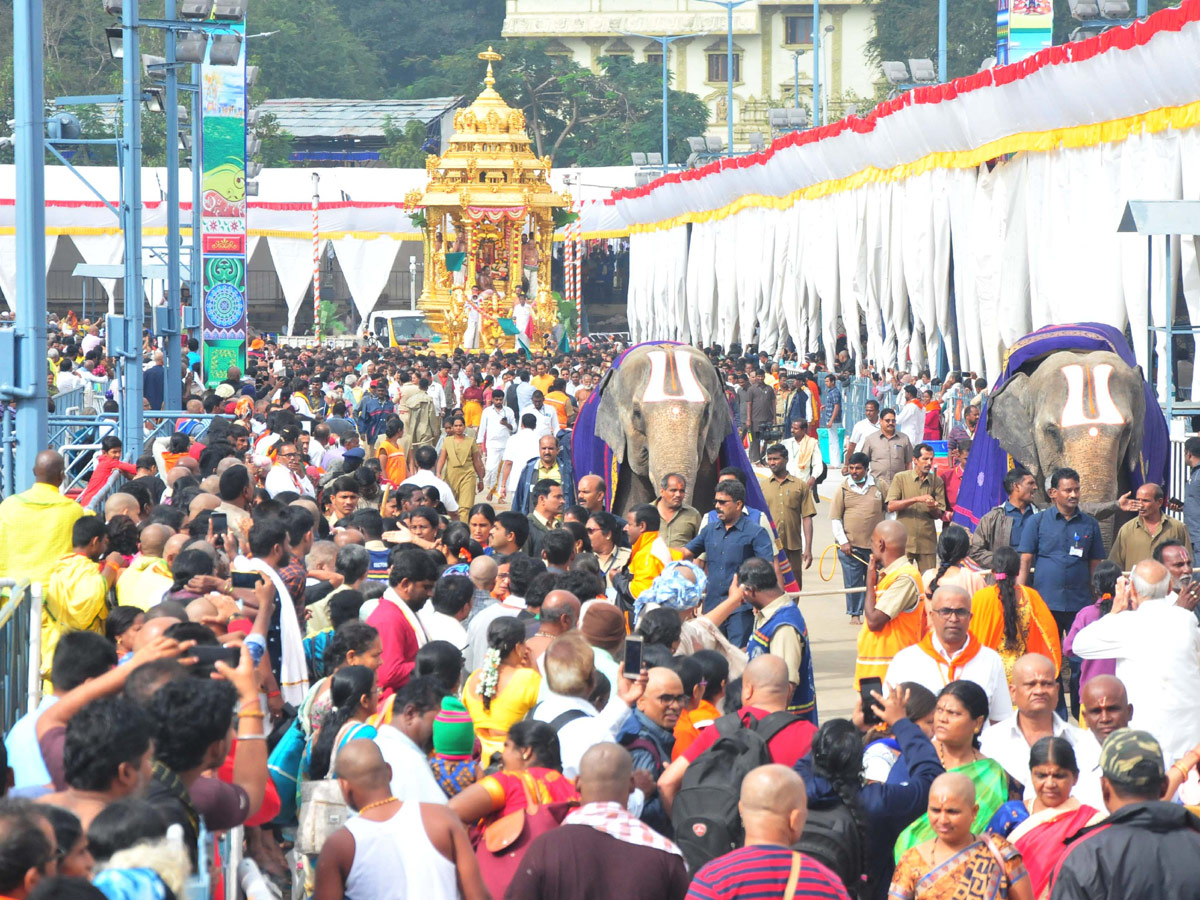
[70,234,125,310]
[268,236,325,335]
[331,236,402,323]
[0,235,58,312]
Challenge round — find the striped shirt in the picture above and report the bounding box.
[686,845,850,900]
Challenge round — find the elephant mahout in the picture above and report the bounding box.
[953,323,1169,545]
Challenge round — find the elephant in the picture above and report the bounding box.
[987,349,1145,538]
[588,343,733,514]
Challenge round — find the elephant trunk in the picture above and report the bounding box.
[1065,433,1121,545]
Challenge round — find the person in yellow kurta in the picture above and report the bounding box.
[625,504,681,600]
[42,516,122,681]
[462,617,541,767]
[114,522,175,611]
[0,450,86,589]
[437,415,485,521]
[855,520,926,689]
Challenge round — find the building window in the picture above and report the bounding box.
[707,52,741,83]
[646,51,663,68]
[785,14,814,45]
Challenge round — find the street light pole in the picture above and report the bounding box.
[190,62,202,335]
[812,0,821,126]
[120,0,145,456]
[938,0,947,82]
[163,0,182,411]
[696,0,752,155]
[11,0,47,494]
[623,31,707,174]
[793,49,801,108]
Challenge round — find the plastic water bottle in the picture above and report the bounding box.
[239,858,278,900]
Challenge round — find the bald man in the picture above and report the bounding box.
[115,523,176,610]
[687,765,850,900]
[1073,558,1200,763]
[466,555,498,621]
[885,585,1013,722]
[0,450,85,587]
[188,492,220,522]
[104,492,140,524]
[314,739,487,900]
[617,666,684,834]
[856,519,923,689]
[507,743,690,900]
[525,589,581,662]
[659,656,817,814]
[981,653,1097,799]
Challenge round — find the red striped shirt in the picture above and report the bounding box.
[686,845,851,900]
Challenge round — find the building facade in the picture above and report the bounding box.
[502,0,880,149]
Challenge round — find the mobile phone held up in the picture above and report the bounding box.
[211,512,228,536]
[230,571,264,590]
[623,635,643,677]
[185,645,241,669]
[859,676,883,726]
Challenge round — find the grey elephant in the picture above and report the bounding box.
[987,349,1145,537]
[583,343,733,514]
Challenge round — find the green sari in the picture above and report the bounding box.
[894,757,1011,861]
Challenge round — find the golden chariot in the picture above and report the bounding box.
[406,48,569,352]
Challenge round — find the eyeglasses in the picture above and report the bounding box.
[584,526,601,534]
[653,694,688,706]
[713,498,736,506]
[932,607,971,620]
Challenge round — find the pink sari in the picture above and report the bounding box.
[1009,801,1100,899]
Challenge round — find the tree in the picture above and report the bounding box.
[379,119,432,168]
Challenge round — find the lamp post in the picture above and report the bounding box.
[119,0,145,455]
[938,0,947,82]
[623,31,707,174]
[696,0,752,155]
[791,49,805,108]
[163,0,182,411]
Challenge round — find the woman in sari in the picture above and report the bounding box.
[437,414,484,522]
[922,527,987,605]
[449,720,580,898]
[969,547,1062,684]
[986,737,1102,899]
[896,681,1017,860]
[922,390,943,441]
[891,771,1033,900]
[462,375,487,429]
[467,503,496,549]
[461,617,541,767]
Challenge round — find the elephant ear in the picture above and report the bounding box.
[701,359,732,461]
[593,366,626,464]
[988,372,1038,470]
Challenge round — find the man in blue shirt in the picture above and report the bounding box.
[681,479,775,648]
[820,374,842,428]
[1017,466,1104,717]
[968,467,1038,568]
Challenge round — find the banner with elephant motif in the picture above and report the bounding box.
[200,24,247,386]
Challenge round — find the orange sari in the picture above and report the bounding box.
[969,583,1061,681]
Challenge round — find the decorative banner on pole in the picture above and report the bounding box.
[200,24,247,386]
[997,0,1053,65]
[312,172,321,343]
[572,203,582,345]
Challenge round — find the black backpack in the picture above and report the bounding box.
[793,795,863,899]
[670,711,796,874]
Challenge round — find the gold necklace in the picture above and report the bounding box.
[357,796,399,814]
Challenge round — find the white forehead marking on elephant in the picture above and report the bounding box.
[643,350,706,404]
[1060,363,1125,429]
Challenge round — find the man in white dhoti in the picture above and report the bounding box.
[513,293,533,357]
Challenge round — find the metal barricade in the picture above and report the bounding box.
[0,580,43,734]
[52,385,86,415]
[1168,423,1197,521]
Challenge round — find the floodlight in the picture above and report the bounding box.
[246,160,262,178]
[686,136,706,152]
[142,54,166,78]
[246,179,259,197]
[747,132,765,152]
[786,108,808,128]
[180,0,215,17]
[209,33,243,66]
[245,66,259,90]
[106,26,123,60]
[1067,0,1101,18]
[630,152,647,165]
[246,109,259,128]
[246,136,261,157]
[767,109,787,127]
[176,30,207,64]
[104,0,123,14]
[908,58,937,82]
[144,86,166,114]
[882,61,909,85]
[647,152,663,166]
[212,0,249,22]
[705,135,723,153]
[1099,0,1130,16]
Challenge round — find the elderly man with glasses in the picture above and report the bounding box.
[264,442,316,499]
[883,584,1013,723]
[616,666,686,836]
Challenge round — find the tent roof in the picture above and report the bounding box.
[255,97,464,139]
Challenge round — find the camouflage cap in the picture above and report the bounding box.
[1099,728,1165,788]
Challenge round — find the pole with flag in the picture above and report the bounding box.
[312,171,321,343]
[573,202,583,346]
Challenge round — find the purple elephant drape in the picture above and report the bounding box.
[952,322,1169,529]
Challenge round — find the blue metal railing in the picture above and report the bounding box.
[0,580,42,734]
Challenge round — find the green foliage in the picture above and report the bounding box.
[552,208,580,231]
[317,300,348,335]
[253,112,294,168]
[381,119,432,168]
